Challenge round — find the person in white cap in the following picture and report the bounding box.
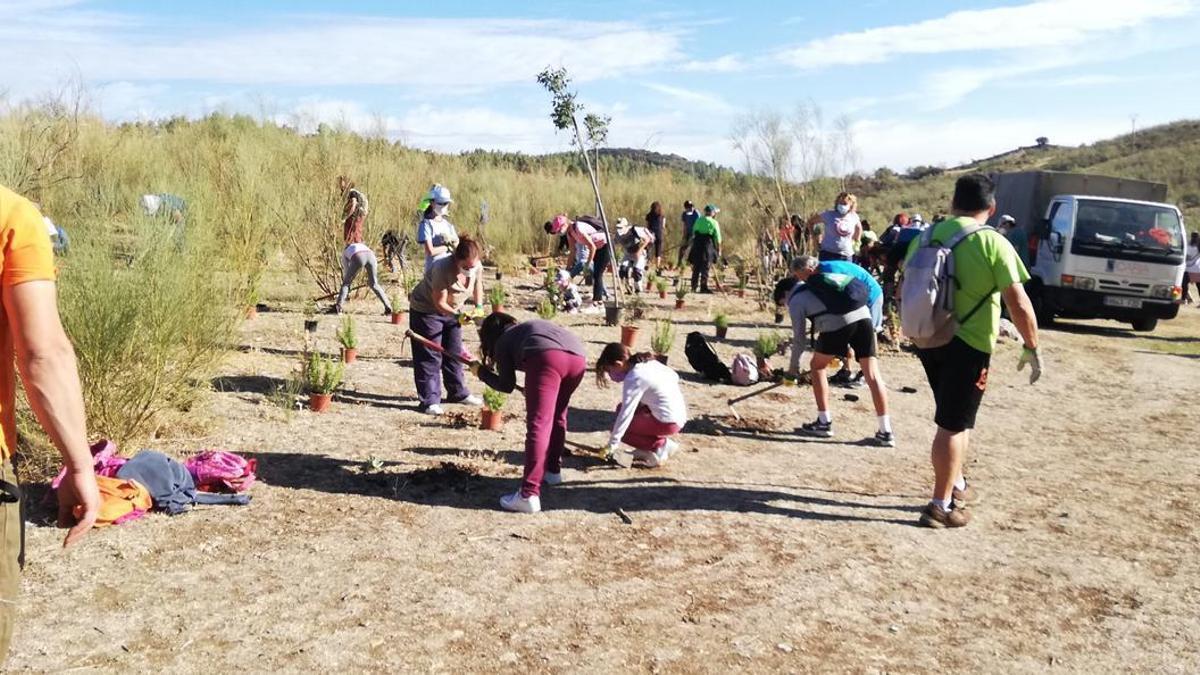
[417,184,459,273]
[997,214,1030,267]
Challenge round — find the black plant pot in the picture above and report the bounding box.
[604,304,622,327]
[304,320,319,333]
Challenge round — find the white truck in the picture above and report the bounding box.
[991,171,1187,332]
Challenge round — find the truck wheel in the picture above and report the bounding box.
[1130,317,1158,332]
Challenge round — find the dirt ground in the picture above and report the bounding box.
[9,270,1200,673]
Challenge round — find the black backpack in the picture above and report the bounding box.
[801,273,870,317]
[685,331,731,383]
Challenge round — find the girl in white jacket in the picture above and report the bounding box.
[595,343,688,467]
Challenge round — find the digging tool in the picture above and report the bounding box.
[404,329,524,393]
[727,373,804,420]
[564,438,618,465]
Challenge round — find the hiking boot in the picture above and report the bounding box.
[952,482,981,507]
[918,503,972,528]
[632,449,661,467]
[500,491,541,514]
[799,419,833,438]
[420,403,445,416]
[829,369,853,385]
[449,394,483,406]
[873,430,895,447]
[848,372,866,388]
[543,472,563,486]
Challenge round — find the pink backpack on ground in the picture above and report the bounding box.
[185,451,257,493]
[730,353,760,387]
[51,439,127,490]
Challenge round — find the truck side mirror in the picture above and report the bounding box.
[1049,231,1064,255]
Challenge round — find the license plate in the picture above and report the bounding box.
[1104,296,1143,309]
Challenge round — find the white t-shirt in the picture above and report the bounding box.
[417,217,459,272]
[609,360,688,447]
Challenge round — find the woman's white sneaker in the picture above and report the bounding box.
[499,491,541,513]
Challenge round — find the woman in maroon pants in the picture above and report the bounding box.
[474,313,587,513]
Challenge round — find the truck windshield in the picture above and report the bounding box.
[1073,200,1183,255]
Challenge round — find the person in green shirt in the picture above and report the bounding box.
[903,173,1042,529]
[687,204,722,293]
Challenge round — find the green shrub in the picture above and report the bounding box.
[714,312,730,329]
[482,386,507,411]
[487,282,507,306]
[650,320,675,354]
[305,352,345,394]
[56,220,240,445]
[753,331,784,360]
[337,315,358,349]
[536,297,557,319]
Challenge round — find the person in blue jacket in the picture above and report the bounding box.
[815,259,883,387]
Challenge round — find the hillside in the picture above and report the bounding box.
[853,120,1200,226]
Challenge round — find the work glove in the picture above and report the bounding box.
[1017,346,1042,384]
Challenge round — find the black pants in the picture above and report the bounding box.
[691,259,710,292]
[592,245,611,302]
[649,223,663,260]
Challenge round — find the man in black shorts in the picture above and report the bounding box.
[903,174,1042,528]
[786,256,894,446]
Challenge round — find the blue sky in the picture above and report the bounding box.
[3,0,1199,171]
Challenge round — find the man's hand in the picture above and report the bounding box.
[1017,346,1042,384]
[57,468,99,547]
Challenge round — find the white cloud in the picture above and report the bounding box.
[640,82,737,113]
[775,0,1195,70]
[678,54,746,73]
[0,7,687,96]
[853,115,1135,171]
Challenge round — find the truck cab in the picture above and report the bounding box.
[1028,195,1185,331]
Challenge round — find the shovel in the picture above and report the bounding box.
[404,329,524,393]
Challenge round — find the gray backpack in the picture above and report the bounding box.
[900,224,995,349]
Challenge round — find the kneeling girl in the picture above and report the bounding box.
[595,343,688,467]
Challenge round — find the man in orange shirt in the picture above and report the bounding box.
[0,185,99,661]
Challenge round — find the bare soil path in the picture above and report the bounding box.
[10,273,1200,672]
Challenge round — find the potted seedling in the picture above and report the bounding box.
[488,283,508,314]
[305,352,345,413]
[736,274,749,298]
[714,312,731,340]
[480,386,507,431]
[245,286,260,320]
[390,290,406,325]
[303,300,319,333]
[674,287,689,310]
[655,276,669,299]
[337,315,358,364]
[651,319,675,365]
[536,297,558,320]
[753,331,783,376]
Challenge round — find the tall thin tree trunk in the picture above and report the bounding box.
[571,116,621,306]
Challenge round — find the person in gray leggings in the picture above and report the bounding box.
[335,243,393,315]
